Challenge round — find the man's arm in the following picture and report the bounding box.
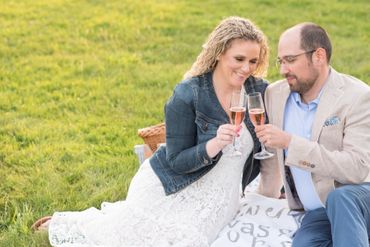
[257,91,370,184]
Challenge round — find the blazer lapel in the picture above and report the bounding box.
[311,69,344,141]
[275,83,291,129]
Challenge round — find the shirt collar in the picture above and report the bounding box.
[291,89,322,111]
[292,91,321,104]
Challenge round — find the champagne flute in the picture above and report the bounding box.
[247,92,274,159]
[229,90,247,156]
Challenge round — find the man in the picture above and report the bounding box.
[256,23,370,246]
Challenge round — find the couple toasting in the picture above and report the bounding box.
[33,16,370,246]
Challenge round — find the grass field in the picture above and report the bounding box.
[0,0,369,246]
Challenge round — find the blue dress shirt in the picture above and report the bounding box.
[284,92,324,211]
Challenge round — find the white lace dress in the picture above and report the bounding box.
[48,123,253,247]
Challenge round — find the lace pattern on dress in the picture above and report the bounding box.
[49,123,254,247]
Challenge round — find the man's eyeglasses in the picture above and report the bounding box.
[276,49,316,68]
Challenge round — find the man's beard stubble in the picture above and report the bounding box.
[286,67,319,95]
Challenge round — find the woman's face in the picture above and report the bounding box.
[215,39,261,88]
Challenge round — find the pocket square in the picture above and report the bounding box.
[324,116,340,127]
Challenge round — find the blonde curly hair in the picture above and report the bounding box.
[184,16,269,79]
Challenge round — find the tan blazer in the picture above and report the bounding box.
[263,68,370,210]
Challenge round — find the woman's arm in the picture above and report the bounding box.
[165,83,222,174]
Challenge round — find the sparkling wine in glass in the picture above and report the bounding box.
[247,92,274,160]
[249,108,265,127]
[229,90,247,156]
[230,107,246,126]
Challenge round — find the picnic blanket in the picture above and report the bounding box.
[211,178,304,247]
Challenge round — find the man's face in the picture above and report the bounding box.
[277,31,319,95]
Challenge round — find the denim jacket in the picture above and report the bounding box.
[150,71,268,195]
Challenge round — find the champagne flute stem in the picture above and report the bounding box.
[261,142,267,152]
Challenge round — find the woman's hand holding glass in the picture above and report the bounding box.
[207,90,246,157]
[228,90,247,156]
[206,124,239,158]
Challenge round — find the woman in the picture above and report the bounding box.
[33,16,282,246]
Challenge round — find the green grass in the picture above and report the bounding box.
[0,0,369,245]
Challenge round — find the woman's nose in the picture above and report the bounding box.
[241,63,250,73]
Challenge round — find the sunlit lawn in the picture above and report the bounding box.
[0,0,369,245]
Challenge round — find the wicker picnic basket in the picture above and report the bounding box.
[137,122,166,152]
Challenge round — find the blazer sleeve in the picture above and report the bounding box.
[285,90,370,184]
[256,84,283,198]
[258,155,283,198]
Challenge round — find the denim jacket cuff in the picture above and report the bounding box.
[210,151,222,163]
[196,142,221,167]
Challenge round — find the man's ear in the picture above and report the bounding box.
[313,47,327,65]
